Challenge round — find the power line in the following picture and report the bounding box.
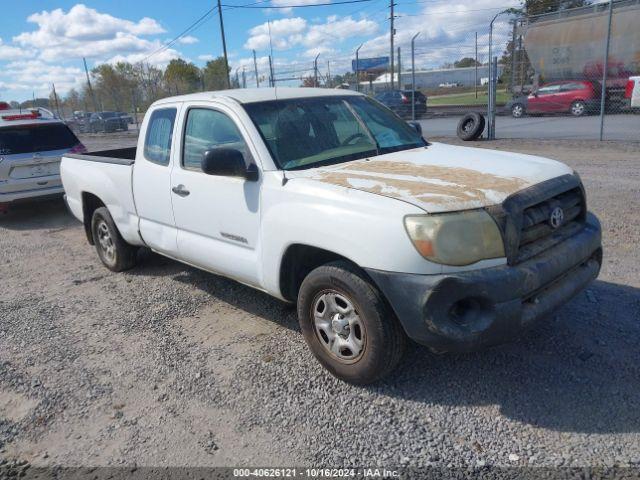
[221,0,374,8]
[141,7,217,63]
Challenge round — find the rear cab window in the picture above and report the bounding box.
[0,123,79,155]
[144,108,177,166]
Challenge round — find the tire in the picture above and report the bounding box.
[570,100,586,117]
[297,261,407,385]
[457,112,485,141]
[91,207,137,272]
[511,103,525,118]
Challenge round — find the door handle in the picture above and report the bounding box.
[172,185,190,197]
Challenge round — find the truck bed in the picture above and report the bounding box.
[61,147,143,247]
[66,147,137,165]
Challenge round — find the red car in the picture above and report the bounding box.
[510,80,600,117]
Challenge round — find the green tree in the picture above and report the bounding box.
[164,59,202,95]
[92,62,138,111]
[523,0,590,16]
[202,57,230,91]
[454,57,481,68]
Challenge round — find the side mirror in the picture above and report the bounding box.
[201,148,259,181]
[407,121,422,136]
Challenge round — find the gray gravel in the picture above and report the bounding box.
[0,133,639,469]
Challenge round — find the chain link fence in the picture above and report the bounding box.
[343,0,639,142]
[24,0,638,142]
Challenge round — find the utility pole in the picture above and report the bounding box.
[82,57,98,112]
[242,67,246,88]
[510,19,517,94]
[216,0,231,89]
[355,43,363,92]
[411,33,420,121]
[599,0,614,141]
[253,50,260,87]
[389,0,395,90]
[51,83,61,118]
[235,67,240,88]
[327,61,331,88]
[268,55,274,87]
[397,47,401,89]
[475,32,478,99]
[314,54,320,87]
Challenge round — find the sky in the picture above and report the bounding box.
[0,0,521,102]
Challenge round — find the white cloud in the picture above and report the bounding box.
[244,17,307,50]
[304,16,377,47]
[12,4,170,64]
[355,0,519,69]
[1,60,85,94]
[0,38,33,61]
[177,35,199,45]
[198,54,215,61]
[244,15,377,53]
[269,0,331,14]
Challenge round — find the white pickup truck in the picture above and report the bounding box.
[61,88,602,384]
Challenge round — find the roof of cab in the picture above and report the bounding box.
[153,87,363,106]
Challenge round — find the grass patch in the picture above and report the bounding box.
[427,89,511,106]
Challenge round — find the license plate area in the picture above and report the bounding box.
[10,162,60,179]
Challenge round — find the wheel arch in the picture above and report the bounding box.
[81,192,106,245]
[278,244,363,302]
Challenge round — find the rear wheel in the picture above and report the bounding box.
[91,207,137,272]
[571,100,586,117]
[297,261,407,384]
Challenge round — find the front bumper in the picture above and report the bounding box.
[366,213,602,353]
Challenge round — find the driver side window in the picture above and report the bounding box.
[182,108,251,171]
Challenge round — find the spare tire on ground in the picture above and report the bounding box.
[457,112,485,141]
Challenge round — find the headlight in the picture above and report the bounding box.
[404,210,505,266]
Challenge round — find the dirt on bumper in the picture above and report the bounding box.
[366,213,602,352]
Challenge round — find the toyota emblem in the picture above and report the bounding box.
[549,206,564,229]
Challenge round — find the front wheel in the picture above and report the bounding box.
[511,103,525,118]
[297,261,407,384]
[571,100,586,117]
[91,207,137,272]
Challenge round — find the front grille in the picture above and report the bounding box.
[520,187,584,246]
[515,186,586,263]
[485,175,587,265]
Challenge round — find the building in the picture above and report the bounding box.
[359,65,505,92]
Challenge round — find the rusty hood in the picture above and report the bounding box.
[287,142,574,213]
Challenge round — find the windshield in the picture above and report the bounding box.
[243,96,425,170]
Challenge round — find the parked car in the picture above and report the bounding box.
[374,90,427,118]
[117,112,134,124]
[88,111,129,133]
[61,88,602,384]
[625,76,640,111]
[0,108,86,213]
[508,80,600,118]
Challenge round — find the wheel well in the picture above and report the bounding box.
[81,192,105,245]
[279,244,354,302]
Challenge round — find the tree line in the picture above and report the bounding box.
[2,57,234,117]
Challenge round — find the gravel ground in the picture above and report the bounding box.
[1,132,639,471]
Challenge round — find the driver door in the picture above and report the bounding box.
[170,104,262,287]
